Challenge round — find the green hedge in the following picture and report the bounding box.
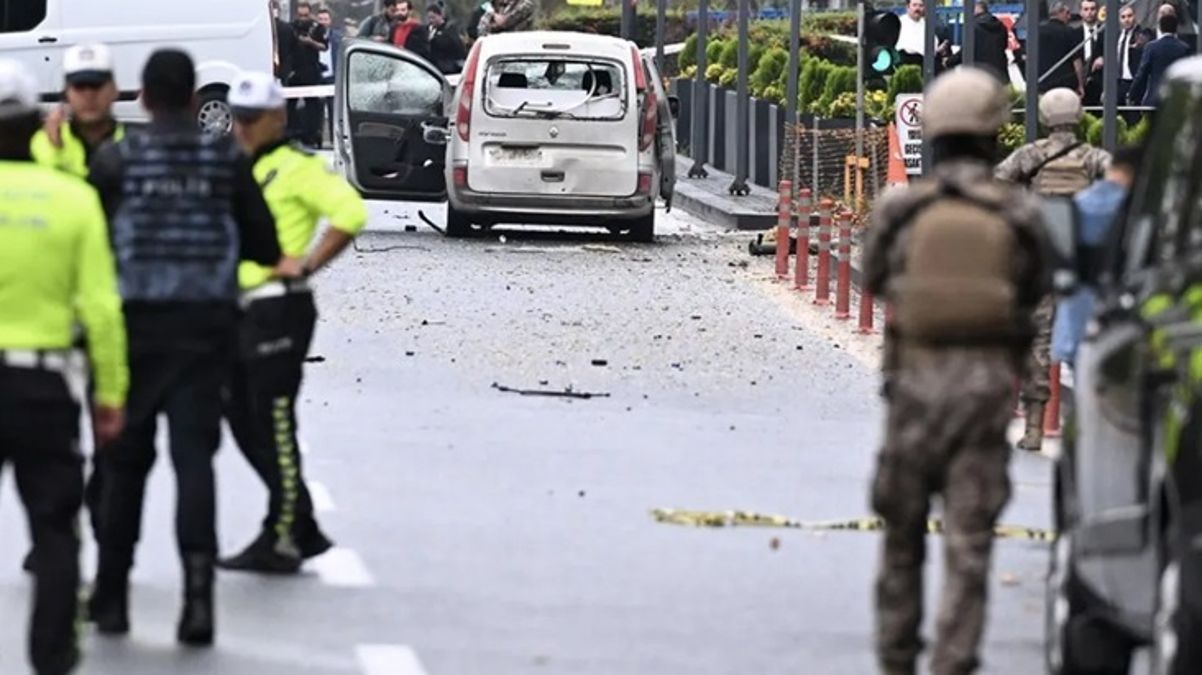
[537,7,692,49]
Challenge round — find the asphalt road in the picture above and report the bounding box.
[0,202,1053,674]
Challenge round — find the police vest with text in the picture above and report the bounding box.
[888,179,1024,342]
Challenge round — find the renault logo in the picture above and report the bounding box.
[549,126,559,139]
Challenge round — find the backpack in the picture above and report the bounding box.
[1026,141,1093,197]
[889,179,1020,341]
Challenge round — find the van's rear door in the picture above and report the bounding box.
[467,53,638,197]
[643,54,676,209]
[335,40,449,202]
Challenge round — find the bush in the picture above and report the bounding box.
[1124,116,1151,146]
[679,33,699,71]
[751,47,788,99]
[706,38,725,66]
[705,63,724,83]
[886,65,924,104]
[719,40,739,69]
[538,7,690,49]
[800,59,831,113]
[816,65,856,115]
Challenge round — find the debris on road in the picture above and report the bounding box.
[305,356,326,363]
[590,359,609,367]
[650,509,1055,542]
[492,383,611,400]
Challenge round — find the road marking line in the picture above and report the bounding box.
[312,548,374,587]
[356,644,429,675]
[309,481,337,513]
[299,439,311,456]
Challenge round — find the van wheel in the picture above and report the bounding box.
[444,206,474,238]
[197,88,232,135]
[627,212,655,243]
[1152,547,1202,674]
[1045,534,1130,675]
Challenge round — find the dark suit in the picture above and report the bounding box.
[1037,19,1081,92]
[948,12,1010,83]
[1115,26,1151,121]
[1078,23,1104,105]
[427,23,466,74]
[1129,34,1191,107]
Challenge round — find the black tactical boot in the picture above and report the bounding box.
[178,554,215,646]
[216,531,302,575]
[297,524,335,560]
[1017,403,1046,452]
[87,551,131,636]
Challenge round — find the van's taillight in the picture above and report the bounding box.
[637,172,653,195]
[457,42,483,142]
[632,45,656,152]
[453,166,468,187]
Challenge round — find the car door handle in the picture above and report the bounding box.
[38,36,58,44]
[541,171,564,183]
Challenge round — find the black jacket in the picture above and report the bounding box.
[1037,18,1081,92]
[949,13,1010,83]
[427,23,466,73]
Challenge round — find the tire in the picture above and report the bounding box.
[444,205,474,238]
[1045,533,1132,675]
[627,211,655,243]
[196,88,232,136]
[1152,549,1202,674]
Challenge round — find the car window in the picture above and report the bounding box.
[483,57,626,121]
[347,51,443,117]
[0,0,47,32]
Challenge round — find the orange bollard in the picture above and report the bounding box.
[835,211,852,319]
[774,181,793,279]
[814,198,833,306]
[858,288,875,334]
[794,189,812,290]
[1044,363,1062,438]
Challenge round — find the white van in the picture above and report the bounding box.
[331,31,677,241]
[0,0,274,133]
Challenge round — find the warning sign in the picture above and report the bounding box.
[894,94,923,176]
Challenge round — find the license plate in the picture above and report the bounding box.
[490,146,543,165]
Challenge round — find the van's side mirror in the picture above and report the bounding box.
[422,121,451,145]
[1038,195,1082,295]
[668,96,680,118]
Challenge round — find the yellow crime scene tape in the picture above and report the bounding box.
[651,509,1055,542]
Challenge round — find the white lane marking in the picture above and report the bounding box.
[312,548,374,587]
[309,481,337,513]
[299,439,311,456]
[356,644,430,675]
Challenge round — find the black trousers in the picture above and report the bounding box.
[225,292,319,551]
[0,366,83,675]
[287,70,325,148]
[95,341,230,566]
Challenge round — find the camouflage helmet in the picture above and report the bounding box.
[1039,88,1082,128]
[923,67,1010,139]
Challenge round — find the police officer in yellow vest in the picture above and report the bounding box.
[219,71,368,574]
[0,59,128,675]
[31,43,125,178]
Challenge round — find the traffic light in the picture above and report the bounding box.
[862,7,901,80]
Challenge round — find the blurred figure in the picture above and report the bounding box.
[318,6,341,141]
[948,1,1010,84]
[391,0,429,56]
[1079,0,1104,106]
[1129,13,1190,108]
[479,0,535,36]
[1052,146,1141,367]
[0,57,127,675]
[287,1,329,148]
[1037,3,1084,95]
[359,0,398,42]
[85,49,282,648]
[427,3,466,74]
[32,43,125,178]
[272,0,296,84]
[1116,5,1154,122]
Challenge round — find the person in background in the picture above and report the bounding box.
[288,1,329,148]
[1116,5,1154,123]
[479,0,535,36]
[317,7,341,143]
[948,1,1010,84]
[343,16,359,38]
[391,0,429,56]
[1129,13,1191,108]
[427,3,466,74]
[467,0,489,41]
[272,0,296,84]
[895,0,949,68]
[32,43,125,178]
[1078,0,1104,106]
[1051,145,1141,368]
[1037,2,1084,95]
[358,0,398,42]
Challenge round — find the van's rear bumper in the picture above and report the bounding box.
[449,187,653,225]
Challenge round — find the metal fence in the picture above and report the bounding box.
[777,122,891,210]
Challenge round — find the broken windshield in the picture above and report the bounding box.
[484,57,626,121]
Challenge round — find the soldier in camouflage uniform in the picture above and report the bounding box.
[995,88,1110,451]
[864,68,1050,675]
[478,0,534,36]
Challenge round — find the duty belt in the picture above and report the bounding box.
[0,349,87,402]
[239,278,312,308]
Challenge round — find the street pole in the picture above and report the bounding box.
[656,0,666,75]
[1102,0,1118,150]
[855,1,864,184]
[730,0,750,194]
[922,0,935,173]
[621,0,635,41]
[689,0,710,178]
[1024,0,1040,143]
[785,0,801,128]
[963,0,976,66]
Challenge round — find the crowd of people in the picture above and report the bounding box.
[895,0,1195,112]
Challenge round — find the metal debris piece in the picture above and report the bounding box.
[492,383,611,400]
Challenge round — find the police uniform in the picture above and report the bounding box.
[219,72,367,572]
[30,43,126,178]
[0,60,128,675]
[863,69,1050,675]
[996,88,1110,451]
[85,49,282,646]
